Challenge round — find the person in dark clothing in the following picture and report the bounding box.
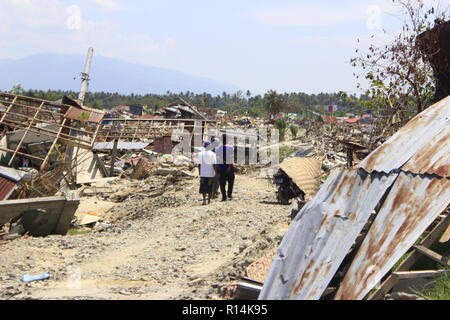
[218,163,235,201]
[215,134,235,202]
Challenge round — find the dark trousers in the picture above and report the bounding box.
[219,172,235,200]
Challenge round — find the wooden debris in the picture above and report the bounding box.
[414,245,450,267]
[440,223,450,243]
[393,270,450,279]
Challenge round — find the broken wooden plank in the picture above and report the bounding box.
[414,245,450,267]
[93,153,109,178]
[368,213,450,300]
[109,139,119,177]
[440,224,450,243]
[393,270,450,280]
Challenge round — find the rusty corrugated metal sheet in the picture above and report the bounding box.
[359,95,450,177]
[335,172,450,300]
[259,169,398,300]
[260,96,450,300]
[279,157,322,200]
[153,136,173,154]
[247,249,277,284]
[64,106,104,123]
[0,176,17,200]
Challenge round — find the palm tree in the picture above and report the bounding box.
[264,90,285,119]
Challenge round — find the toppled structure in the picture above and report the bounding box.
[260,95,450,300]
[0,191,79,237]
[0,91,219,239]
[273,157,322,204]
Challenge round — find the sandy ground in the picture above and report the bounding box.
[0,172,290,300]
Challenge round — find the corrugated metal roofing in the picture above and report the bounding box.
[165,107,180,113]
[64,106,104,123]
[279,158,322,200]
[0,166,22,182]
[247,248,277,284]
[93,142,150,150]
[344,118,361,124]
[178,105,196,114]
[259,169,399,300]
[359,95,450,177]
[0,176,17,200]
[335,172,450,300]
[260,95,450,300]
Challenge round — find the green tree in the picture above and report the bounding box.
[290,125,299,139]
[275,119,287,141]
[11,84,25,95]
[264,90,285,119]
[351,0,448,139]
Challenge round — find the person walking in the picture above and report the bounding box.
[208,136,221,199]
[215,134,235,202]
[197,141,217,205]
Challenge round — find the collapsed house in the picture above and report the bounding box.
[259,94,450,300]
[0,92,218,237]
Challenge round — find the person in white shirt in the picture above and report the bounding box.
[197,141,217,205]
[207,136,221,199]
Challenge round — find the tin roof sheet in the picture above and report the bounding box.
[0,176,17,200]
[260,96,450,300]
[359,95,450,177]
[259,169,398,300]
[93,142,150,150]
[246,249,277,284]
[64,106,104,123]
[335,172,450,300]
[0,166,23,182]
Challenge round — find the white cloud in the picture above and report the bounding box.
[251,5,366,27]
[89,0,124,12]
[250,0,447,28]
[0,0,176,63]
[0,0,66,28]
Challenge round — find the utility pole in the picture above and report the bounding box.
[78,47,94,105]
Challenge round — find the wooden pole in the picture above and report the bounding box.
[109,139,119,177]
[41,118,67,170]
[8,101,44,166]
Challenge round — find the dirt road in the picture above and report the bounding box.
[0,172,289,300]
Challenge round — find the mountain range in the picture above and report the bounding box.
[0,53,239,95]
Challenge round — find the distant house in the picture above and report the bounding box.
[161,103,203,119]
[344,118,361,125]
[177,105,196,119]
[129,105,143,117]
[164,106,181,119]
[113,106,130,113]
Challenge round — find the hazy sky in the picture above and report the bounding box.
[0,0,448,94]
